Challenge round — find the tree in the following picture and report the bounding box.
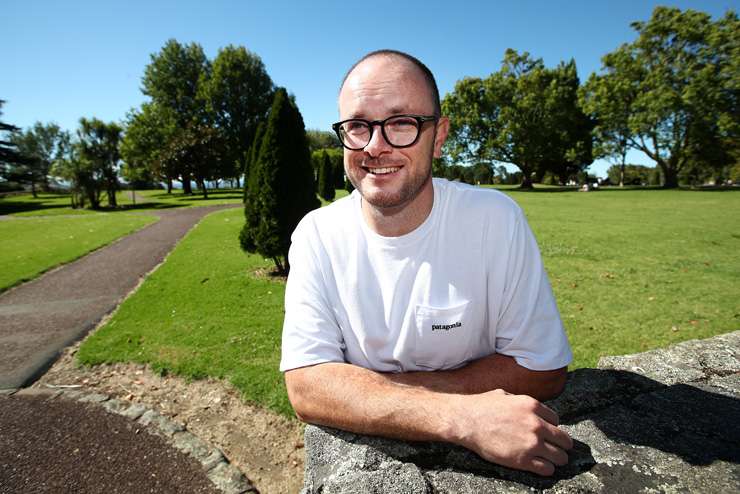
[121,103,176,192]
[161,121,222,199]
[318,150,335,202]
[141,39,211,194]
[580,47,639,187]
[594,7,739,188]
[242,122,265,202]
[472,162,493,184]
[311,147,343,188]
[606,164,659,186]
[240,88,319,274]
[543,60,594,185]
[74,118,123,208]
[7,122,66,196]
[443,50,593,188]
[306,129,341,152]
[0,100,23,170]
[201,45,274,186]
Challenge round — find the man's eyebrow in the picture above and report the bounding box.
[346,106,411,120]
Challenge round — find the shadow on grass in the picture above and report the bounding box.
[1,189,244,216]
[0,197,73,215]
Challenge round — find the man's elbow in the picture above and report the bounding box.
[539,367,568,401]
[284,368,320,424]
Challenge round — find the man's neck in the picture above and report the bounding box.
[361,180,434,237]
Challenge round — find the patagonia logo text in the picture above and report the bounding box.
[431,322,462,331]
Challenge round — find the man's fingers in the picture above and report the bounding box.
[533,402,559,426]
[541,421,573,451]
[528,457,555,476]
[538,439,569,466]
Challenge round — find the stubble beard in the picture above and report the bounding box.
[348,155,433,211]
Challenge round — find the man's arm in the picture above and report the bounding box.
[285,360,573,477]
[385,353,567,400]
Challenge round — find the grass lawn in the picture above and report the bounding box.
[515,188,740,367]
[0,213,157,292]
[77,187,740,417]
[77,207,291,413]
[0,188,244,217]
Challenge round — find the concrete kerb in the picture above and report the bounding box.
[9,386,256,494]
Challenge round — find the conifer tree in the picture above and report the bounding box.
[318,150,335,202]
[239,88,319,274]
[242,122,264,203]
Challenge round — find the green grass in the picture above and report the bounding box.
[507,188,740,368]
[77,207,290,414]
[0,213,157,292]
[0,189,244,217]
[76,188,740,417]
[0,193,98,216]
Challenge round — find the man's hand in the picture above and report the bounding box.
[448,389,573,476]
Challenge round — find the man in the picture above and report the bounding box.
[281,50,573,476]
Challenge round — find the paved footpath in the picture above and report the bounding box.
[0,205,237,390]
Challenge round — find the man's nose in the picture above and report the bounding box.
[363,124,392,158]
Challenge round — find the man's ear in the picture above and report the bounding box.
[433,116,450,159]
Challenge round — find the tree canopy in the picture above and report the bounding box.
[582,7,739,187]
[443,50,593,188]
[5,121,66,196]
[128,39,275,194]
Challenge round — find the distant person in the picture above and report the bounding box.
[280,49,573,476]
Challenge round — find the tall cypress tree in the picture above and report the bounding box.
[242,122,264,203]
[318,150,335,202]
[239,88,319,274]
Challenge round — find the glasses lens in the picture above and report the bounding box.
[384,116,420,147]
[339,121,370,149]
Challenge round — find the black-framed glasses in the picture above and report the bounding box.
[332,114,438,151]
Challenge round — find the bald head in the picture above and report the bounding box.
[339,50,441,118]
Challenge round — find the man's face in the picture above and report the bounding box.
[338,57,448,212]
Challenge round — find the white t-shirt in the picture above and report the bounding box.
[280,178,572,373]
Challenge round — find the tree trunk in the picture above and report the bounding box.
[182,173,193,195]
[236,176,241,188]
[31,182,37,198]
[86,186,100,209]
[662,165,679,189]
[167,177,173,194]
[519,171,534,189]
[198,179,208,199]
[107,188,117,207]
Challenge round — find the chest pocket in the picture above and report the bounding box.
[413,301,473,369]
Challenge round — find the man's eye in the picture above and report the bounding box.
[387,118,416,130]
[344,122,368,133]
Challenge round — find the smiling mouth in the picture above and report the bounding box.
[364,166,401,175]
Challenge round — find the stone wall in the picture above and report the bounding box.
[301,331,740,493]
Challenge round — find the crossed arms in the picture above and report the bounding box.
[285,353,572,476]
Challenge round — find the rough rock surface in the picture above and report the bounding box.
[301,331,740,493]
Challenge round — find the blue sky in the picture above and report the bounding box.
[3,0,736,177]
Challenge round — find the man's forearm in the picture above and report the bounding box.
[285,362,461,443]
[385,354,567,400]
[284,361,573,476]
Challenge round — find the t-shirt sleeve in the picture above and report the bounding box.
[492,207,572,371]
[279,217,346,372]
